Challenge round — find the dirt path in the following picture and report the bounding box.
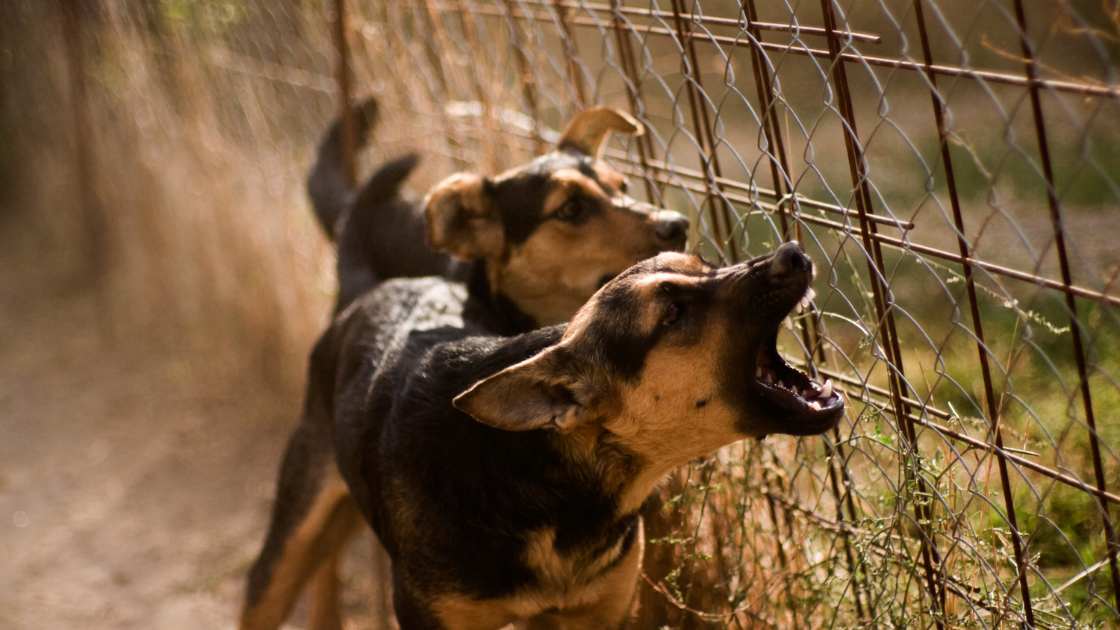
[0,242,378,628]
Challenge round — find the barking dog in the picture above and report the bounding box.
[241,105,691,629]
[307,99,689,322]
[243,242,842,629]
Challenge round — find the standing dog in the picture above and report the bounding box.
[251,242,841,629]
[306,99,689,320]
[241,106,690,629]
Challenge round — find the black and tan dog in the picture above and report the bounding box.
[306,99,689,320]
[241,105,691,629]
[243,242,842,629]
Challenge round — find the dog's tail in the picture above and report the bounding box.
[310,98,453,311]
[348,153,422,218]
[307,97,380,239]
[334,153,422,310]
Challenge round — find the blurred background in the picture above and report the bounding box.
[2,1,1119,628]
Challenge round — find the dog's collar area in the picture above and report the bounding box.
[579,511,639,574]
[466,262,540,334]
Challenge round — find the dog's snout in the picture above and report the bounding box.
[769,241,811,277]
[653,211,689,244]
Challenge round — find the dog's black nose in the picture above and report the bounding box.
[770,241,811,276]
[654,211,690,243]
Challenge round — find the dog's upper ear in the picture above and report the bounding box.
[453,347,598,432]
[424,172,503,261]
[557,107,644,158]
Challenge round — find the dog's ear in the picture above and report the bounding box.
[424,172,503,261]
[453,347,598,432]
[557,107,644,158]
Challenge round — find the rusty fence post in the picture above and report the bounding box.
[1011,0,1120,615]
[739,2,872,622]
[816,0,950,625]
[59,0,107,280]
[332,3,399,625]
[551,0,587,110]
[911,0,1039,625]
[668,0,739,262]
[500,0,544,153]
[609,1,661,206]
[334,0,356,188]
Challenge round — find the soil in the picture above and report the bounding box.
[0,239,380,629]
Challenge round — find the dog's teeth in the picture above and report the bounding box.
[802,381,820,398]
[798,290,816,311]
[808,399,822,410]
[820,379,833,399]
[755,366,763,378]
[803,289,817,310]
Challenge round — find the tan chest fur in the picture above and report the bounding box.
[433,521,644,630]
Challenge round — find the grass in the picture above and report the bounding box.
[669,100,1120,623]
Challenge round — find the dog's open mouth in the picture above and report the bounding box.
[750,292,844,434]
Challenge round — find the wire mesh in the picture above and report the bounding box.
[29,0,1120,627]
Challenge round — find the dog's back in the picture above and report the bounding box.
[308,99,461,310]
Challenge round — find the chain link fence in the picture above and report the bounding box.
[10,0,1120,627]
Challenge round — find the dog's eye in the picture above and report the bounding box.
[555,198,586,223]
[619,180,629,194]
[662,301,685,327]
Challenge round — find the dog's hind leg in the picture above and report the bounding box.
[307,504,362,630]
[241,418,362,630]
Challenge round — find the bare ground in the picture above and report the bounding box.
[0,235,380,629]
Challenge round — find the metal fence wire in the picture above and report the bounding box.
[38,0,1120,627]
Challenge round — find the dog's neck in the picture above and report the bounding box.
[558,421,721,519]
[463,262,541,335]
[523,430,645,572]
[548,427,657,521]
